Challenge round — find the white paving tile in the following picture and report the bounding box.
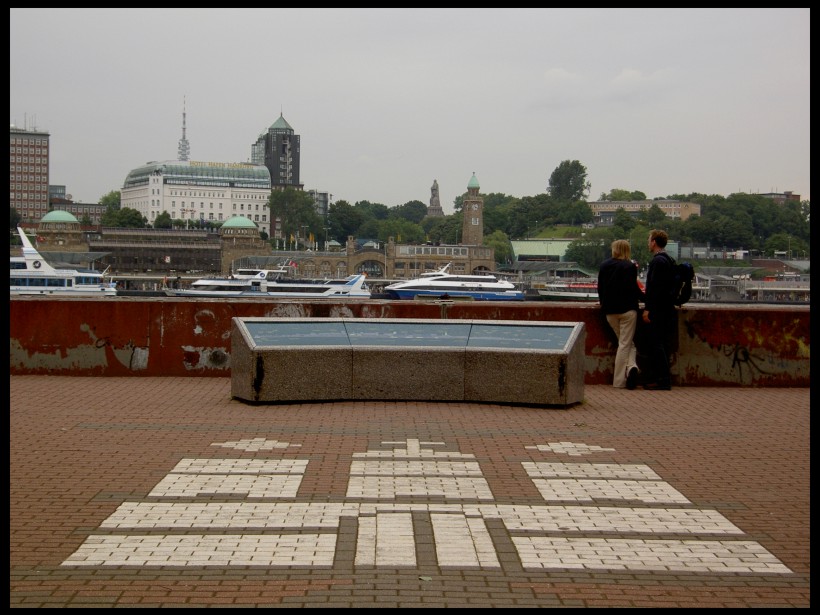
[355,512,416,567]
[432,513,500,568]
[531,479,691,504]
[347,476,494,499]
[350,460,483,476]
[170,458,308,474]
[493,505,744,534]
[523,462,661,480]
[61,534,337,567]
[512,537,792,573]
[100,502,361,529]
[147,474,304,498]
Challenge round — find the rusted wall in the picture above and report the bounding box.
[9,297,810,387]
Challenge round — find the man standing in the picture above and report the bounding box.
[641,229,676,390]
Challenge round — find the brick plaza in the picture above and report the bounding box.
[10,377,809,607]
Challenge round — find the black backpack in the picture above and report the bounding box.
[662,253,695,306]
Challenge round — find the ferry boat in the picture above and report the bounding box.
[383,263,525,301]
[10,226,117,297]
[164,270,371,298]
[530,279,599,302]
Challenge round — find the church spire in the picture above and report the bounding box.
[177,96,190,161]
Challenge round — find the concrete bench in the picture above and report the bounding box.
[231,318,586,407]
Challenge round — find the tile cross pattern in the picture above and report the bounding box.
[62,438,791,574]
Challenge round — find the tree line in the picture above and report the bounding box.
[11,160,809,265]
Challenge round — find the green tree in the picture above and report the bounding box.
[483,229,513,265]
[327,200,363,243]
[390,200,427,224]
[10,207,21,229]
[765,232,809,259]
[559,201,593,226]
[637,204,669,228]
[378,218,425,244]
[628,224,653,267]
[153,211,173,229]
[420,216,445,241]
[101,206,147,228]
[268,188,323,246]
[563,227,613,270]
[423,215,462,244]
[547,160,591,202]
[80,213,93,227]
[611,208,637,234]
[600,188,647,201]
[353,200,390,221]
[99,190,121,210]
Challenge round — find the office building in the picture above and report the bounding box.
[10,124,50,223]
[251,113,301,190]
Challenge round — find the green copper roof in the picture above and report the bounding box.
[269,113,293,131]
[123,160,271,190]
[222,215,258,229]
[467,173,480,189]
[41,210,79,223]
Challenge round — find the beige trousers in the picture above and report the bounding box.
[605,310,639,388]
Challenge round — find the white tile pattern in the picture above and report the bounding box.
[62,438,792,574]
[513,537,792,573]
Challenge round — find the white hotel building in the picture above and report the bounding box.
[120,160,273,236]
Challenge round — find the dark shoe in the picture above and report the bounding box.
[626,367,639,390]
[644,382,671,390]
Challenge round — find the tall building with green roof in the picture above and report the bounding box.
[250,113,302,191]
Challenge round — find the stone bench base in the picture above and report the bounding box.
[231,318,586,407]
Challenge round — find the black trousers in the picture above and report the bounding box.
[644,308,677,386]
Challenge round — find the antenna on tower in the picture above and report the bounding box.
[177,96,190,161]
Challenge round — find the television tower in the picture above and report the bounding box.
[177,96,190,161]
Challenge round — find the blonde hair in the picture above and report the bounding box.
[611,239,631,260]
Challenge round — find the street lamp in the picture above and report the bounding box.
[324,226,330,251]
[301,225,309,250]
[181,208,196,229]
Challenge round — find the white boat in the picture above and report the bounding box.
[531,279,599,301]
[383,263,525,301]
[164,270,371,298]
[10,226,117,297]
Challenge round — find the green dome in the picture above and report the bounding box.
[467,173,480,189]
[222,215,258,229]
[41,210,79,224]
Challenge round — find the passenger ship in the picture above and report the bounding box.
[383,263,525,301]
[164,269,371,299]
[10,226,117,297]
[529,279,599,302]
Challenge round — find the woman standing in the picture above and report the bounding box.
[598,239,644,389]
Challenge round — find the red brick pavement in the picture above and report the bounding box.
[10,377,809,607]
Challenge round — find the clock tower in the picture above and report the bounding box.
[460,172,484,246]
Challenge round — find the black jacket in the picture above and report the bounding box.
[598,257,643,315]
[645,251,676,314]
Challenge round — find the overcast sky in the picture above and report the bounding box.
[11,8,810,212]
